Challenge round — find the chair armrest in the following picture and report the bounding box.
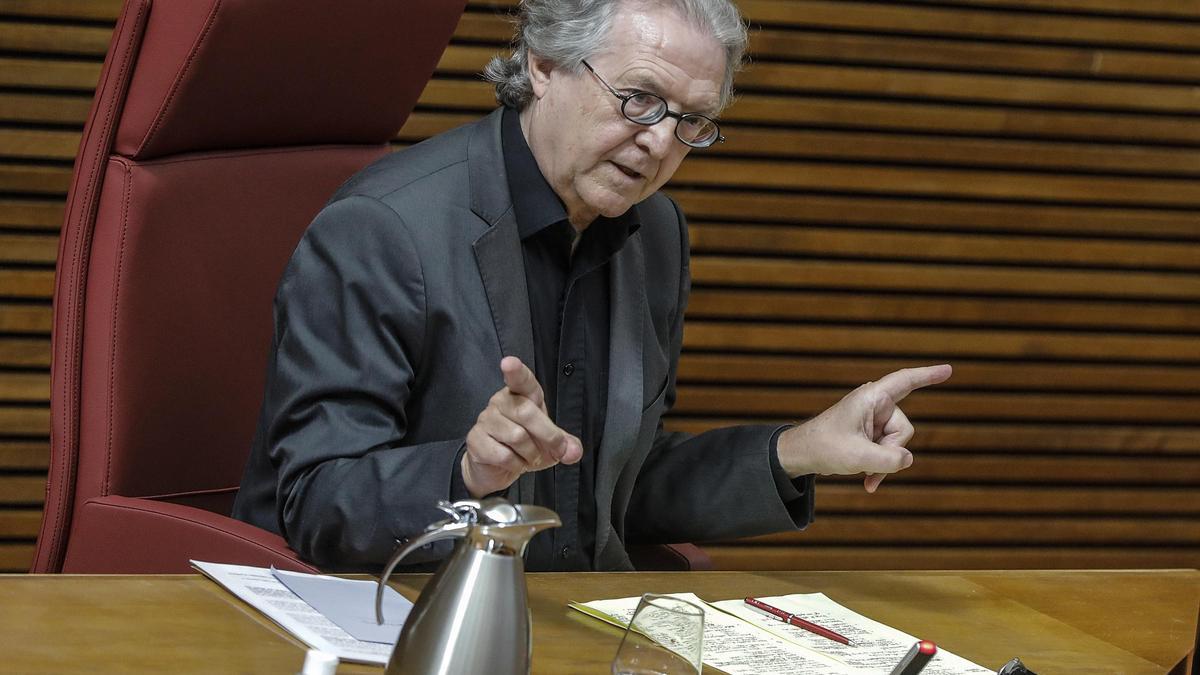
[626,543,713,571]
[59,495,318,574]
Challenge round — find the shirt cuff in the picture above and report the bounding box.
[769,425,816,527]
[449,442,472,501]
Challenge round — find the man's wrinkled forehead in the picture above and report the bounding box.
[595,5,726,114]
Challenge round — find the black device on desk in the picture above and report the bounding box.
[998,657,1038,674]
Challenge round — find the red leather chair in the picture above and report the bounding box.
[32,0,465,573]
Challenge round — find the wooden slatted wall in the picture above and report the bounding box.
[1,0,1197,572]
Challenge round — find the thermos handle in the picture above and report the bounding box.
[375,527,466,624]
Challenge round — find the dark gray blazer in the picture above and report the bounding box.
[233,108,813,571]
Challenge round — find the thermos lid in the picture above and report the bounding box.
[453,498,559,530]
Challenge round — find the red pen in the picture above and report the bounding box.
[744,597,854,646]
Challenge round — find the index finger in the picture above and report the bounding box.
[500,356,545,409]
[874,364,952,402]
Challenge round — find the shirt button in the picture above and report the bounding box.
[562,362,575,377]
[559,545,572,559]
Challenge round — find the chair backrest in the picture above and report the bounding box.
[33,0,465,573]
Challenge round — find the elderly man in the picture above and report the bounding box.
[233,0,951,571]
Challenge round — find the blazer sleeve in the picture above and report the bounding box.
[622,197,815,545]
[259,195,461,569]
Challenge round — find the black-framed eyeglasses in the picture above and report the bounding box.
[581,60,724,148]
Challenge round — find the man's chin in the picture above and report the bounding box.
[590,190,641,218]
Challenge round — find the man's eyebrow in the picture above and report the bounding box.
[620,74,662,93]
[620,74,721,116]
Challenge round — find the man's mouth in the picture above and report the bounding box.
[612,161,644,180]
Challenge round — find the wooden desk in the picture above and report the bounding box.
[1,570,1196,673]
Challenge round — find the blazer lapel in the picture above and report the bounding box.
[593,230,645,563]
[468,109,538,504]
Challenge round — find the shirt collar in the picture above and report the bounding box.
[500,106,642,246]
[502,106,569,240]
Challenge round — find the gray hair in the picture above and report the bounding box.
[483,0,747,113]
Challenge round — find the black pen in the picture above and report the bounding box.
[889,640,937,675]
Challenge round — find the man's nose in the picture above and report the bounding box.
[636,119,677,158]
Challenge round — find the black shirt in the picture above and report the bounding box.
[505,106,638,570]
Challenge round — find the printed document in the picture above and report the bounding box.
[572,592,992,674]
[192,560,407,665]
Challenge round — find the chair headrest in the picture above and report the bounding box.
[114,0,464,160]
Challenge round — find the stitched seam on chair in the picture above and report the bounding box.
[90,500,318,572]
[134,144,382,167]
[104,160,133,496]
[141,486,238,501]
[137,0,223,157]
[46,0,148,572]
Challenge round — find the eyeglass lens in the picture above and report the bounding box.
[621,94,719,146]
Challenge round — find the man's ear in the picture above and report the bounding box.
[527,51,555,99]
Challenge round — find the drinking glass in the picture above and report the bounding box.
[611,593,705,675]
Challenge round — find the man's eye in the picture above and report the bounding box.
[628,93,659,108]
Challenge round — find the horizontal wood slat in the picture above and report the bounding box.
[0,442,50,470]
[706,128,1200,176]
[683,322,1200,361]
[665,420,1200,455]
[0,339,51,368]
[0,475,46,505]
[741,0,1200,49]
[0,407,49,436]
[861,455,1200,484]
[749,515,1200,545]
[690,257,1200,299]
[703,545,1200,571]
[0,129,80,161]
[0,373,50,401]
[688,224,1200,269]
[728,95,1200,145]
[0,544,34,573]
[674,386,1199,423]
[736,62,1200,115]
[750,29,1200,81]
[815,484,1200,514]
[0,0,121,20]
[0,233,58,264]
[686,289,1200,332]
[673,159,1200,207]
[0,92,94,125]
[914,0,1200,19]
[0,304,51,333]
[0,199,64,230]
[0,270,55,298]
[397,111,482,141]
[0,509,44,538]
[0,22,111,55]
[0,57,100,91]
[676,354,1200,394]
[0,163,71,195]
[672,190,1200,239]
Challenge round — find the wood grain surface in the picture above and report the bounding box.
[0,570,1195,673]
